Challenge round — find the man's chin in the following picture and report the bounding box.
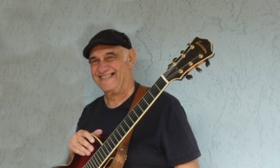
[99,85,116,94]
[97,80,114,89]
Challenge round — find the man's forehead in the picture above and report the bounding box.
[89,45,129,58]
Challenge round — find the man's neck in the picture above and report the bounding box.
[104,82,135,109]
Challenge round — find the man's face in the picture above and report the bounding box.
[88,45,136,94]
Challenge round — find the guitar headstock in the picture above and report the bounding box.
[163,37,214,82]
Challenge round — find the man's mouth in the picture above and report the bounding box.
[99,72,115,80]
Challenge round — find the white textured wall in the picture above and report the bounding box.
[0,0,279,167]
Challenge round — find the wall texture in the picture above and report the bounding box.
[0,0,279,167]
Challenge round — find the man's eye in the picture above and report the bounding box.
[106,55,117,61]
[89,59,99,65]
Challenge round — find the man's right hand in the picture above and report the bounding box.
[69,129,103,156]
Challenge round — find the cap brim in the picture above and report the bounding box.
[83,40,129,59]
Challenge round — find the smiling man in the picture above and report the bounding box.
[68,29,201,168]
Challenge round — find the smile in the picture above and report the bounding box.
[99,72,115,80]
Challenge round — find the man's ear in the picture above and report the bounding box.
[128,48,137,66]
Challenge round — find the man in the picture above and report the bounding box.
[69,29,201,168]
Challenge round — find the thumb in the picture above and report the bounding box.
[92,129,103,136]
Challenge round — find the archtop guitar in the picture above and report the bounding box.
[55,37,214,168]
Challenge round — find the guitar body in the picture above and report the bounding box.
[64,153,96,168]
[55,137,113,168]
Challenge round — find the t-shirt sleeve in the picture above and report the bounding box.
[161,96,201,166]
[76,105,89,131]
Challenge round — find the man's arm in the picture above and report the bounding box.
[175,159,200,168]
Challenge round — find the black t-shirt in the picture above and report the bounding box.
[77,87,201,168]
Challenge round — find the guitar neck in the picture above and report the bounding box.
[85,75,169,168]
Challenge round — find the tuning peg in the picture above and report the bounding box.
[187,43,194,50]
[196,67,202,72]
[173,57,178,62]
[180,50,185,54]
[186,74,193,80]
[205,60,210,67]
[168,63,172,68]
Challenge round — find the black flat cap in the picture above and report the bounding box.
[83,29,132,59]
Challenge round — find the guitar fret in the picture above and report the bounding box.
[96,152,105,164]
[117,127,125,136]
[95,152,102,166]
[121,121,129,130]
[155,83,161,91]
[139,100,148,110]
[103,143,110,154]
[142,98,149,107]
[98,150,105,162]
[111,133,118,144]
[85,160,94,168]
[86,160,94,168]
[138,104,144,111]
[134,106,143,117]
[112,132,120,142]
[89,157,97,168]
[107,138,115,152]
[147,91,155,99]
[97,150,104,161]
[126,116,134,125]
[144,94,152,104]
[109,138,115,147]
[130,110,138,120]
[150,87,159,97]
[106,139,113,150]
[115,129,122,139]
[159,76,168,87]
[123,118,131,129]
[133,110,139,118]
[92,160,98,168]
[99,148,106,160]
[119,124,126,134]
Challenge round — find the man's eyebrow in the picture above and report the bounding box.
[89,56,96,60]
[105,51,117,56]
[89,51,118,60]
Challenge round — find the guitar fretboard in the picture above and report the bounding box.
[84,76,168,168]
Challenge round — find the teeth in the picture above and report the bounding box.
[100,73,113,79]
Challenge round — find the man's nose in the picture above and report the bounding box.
[95,61,109,73]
